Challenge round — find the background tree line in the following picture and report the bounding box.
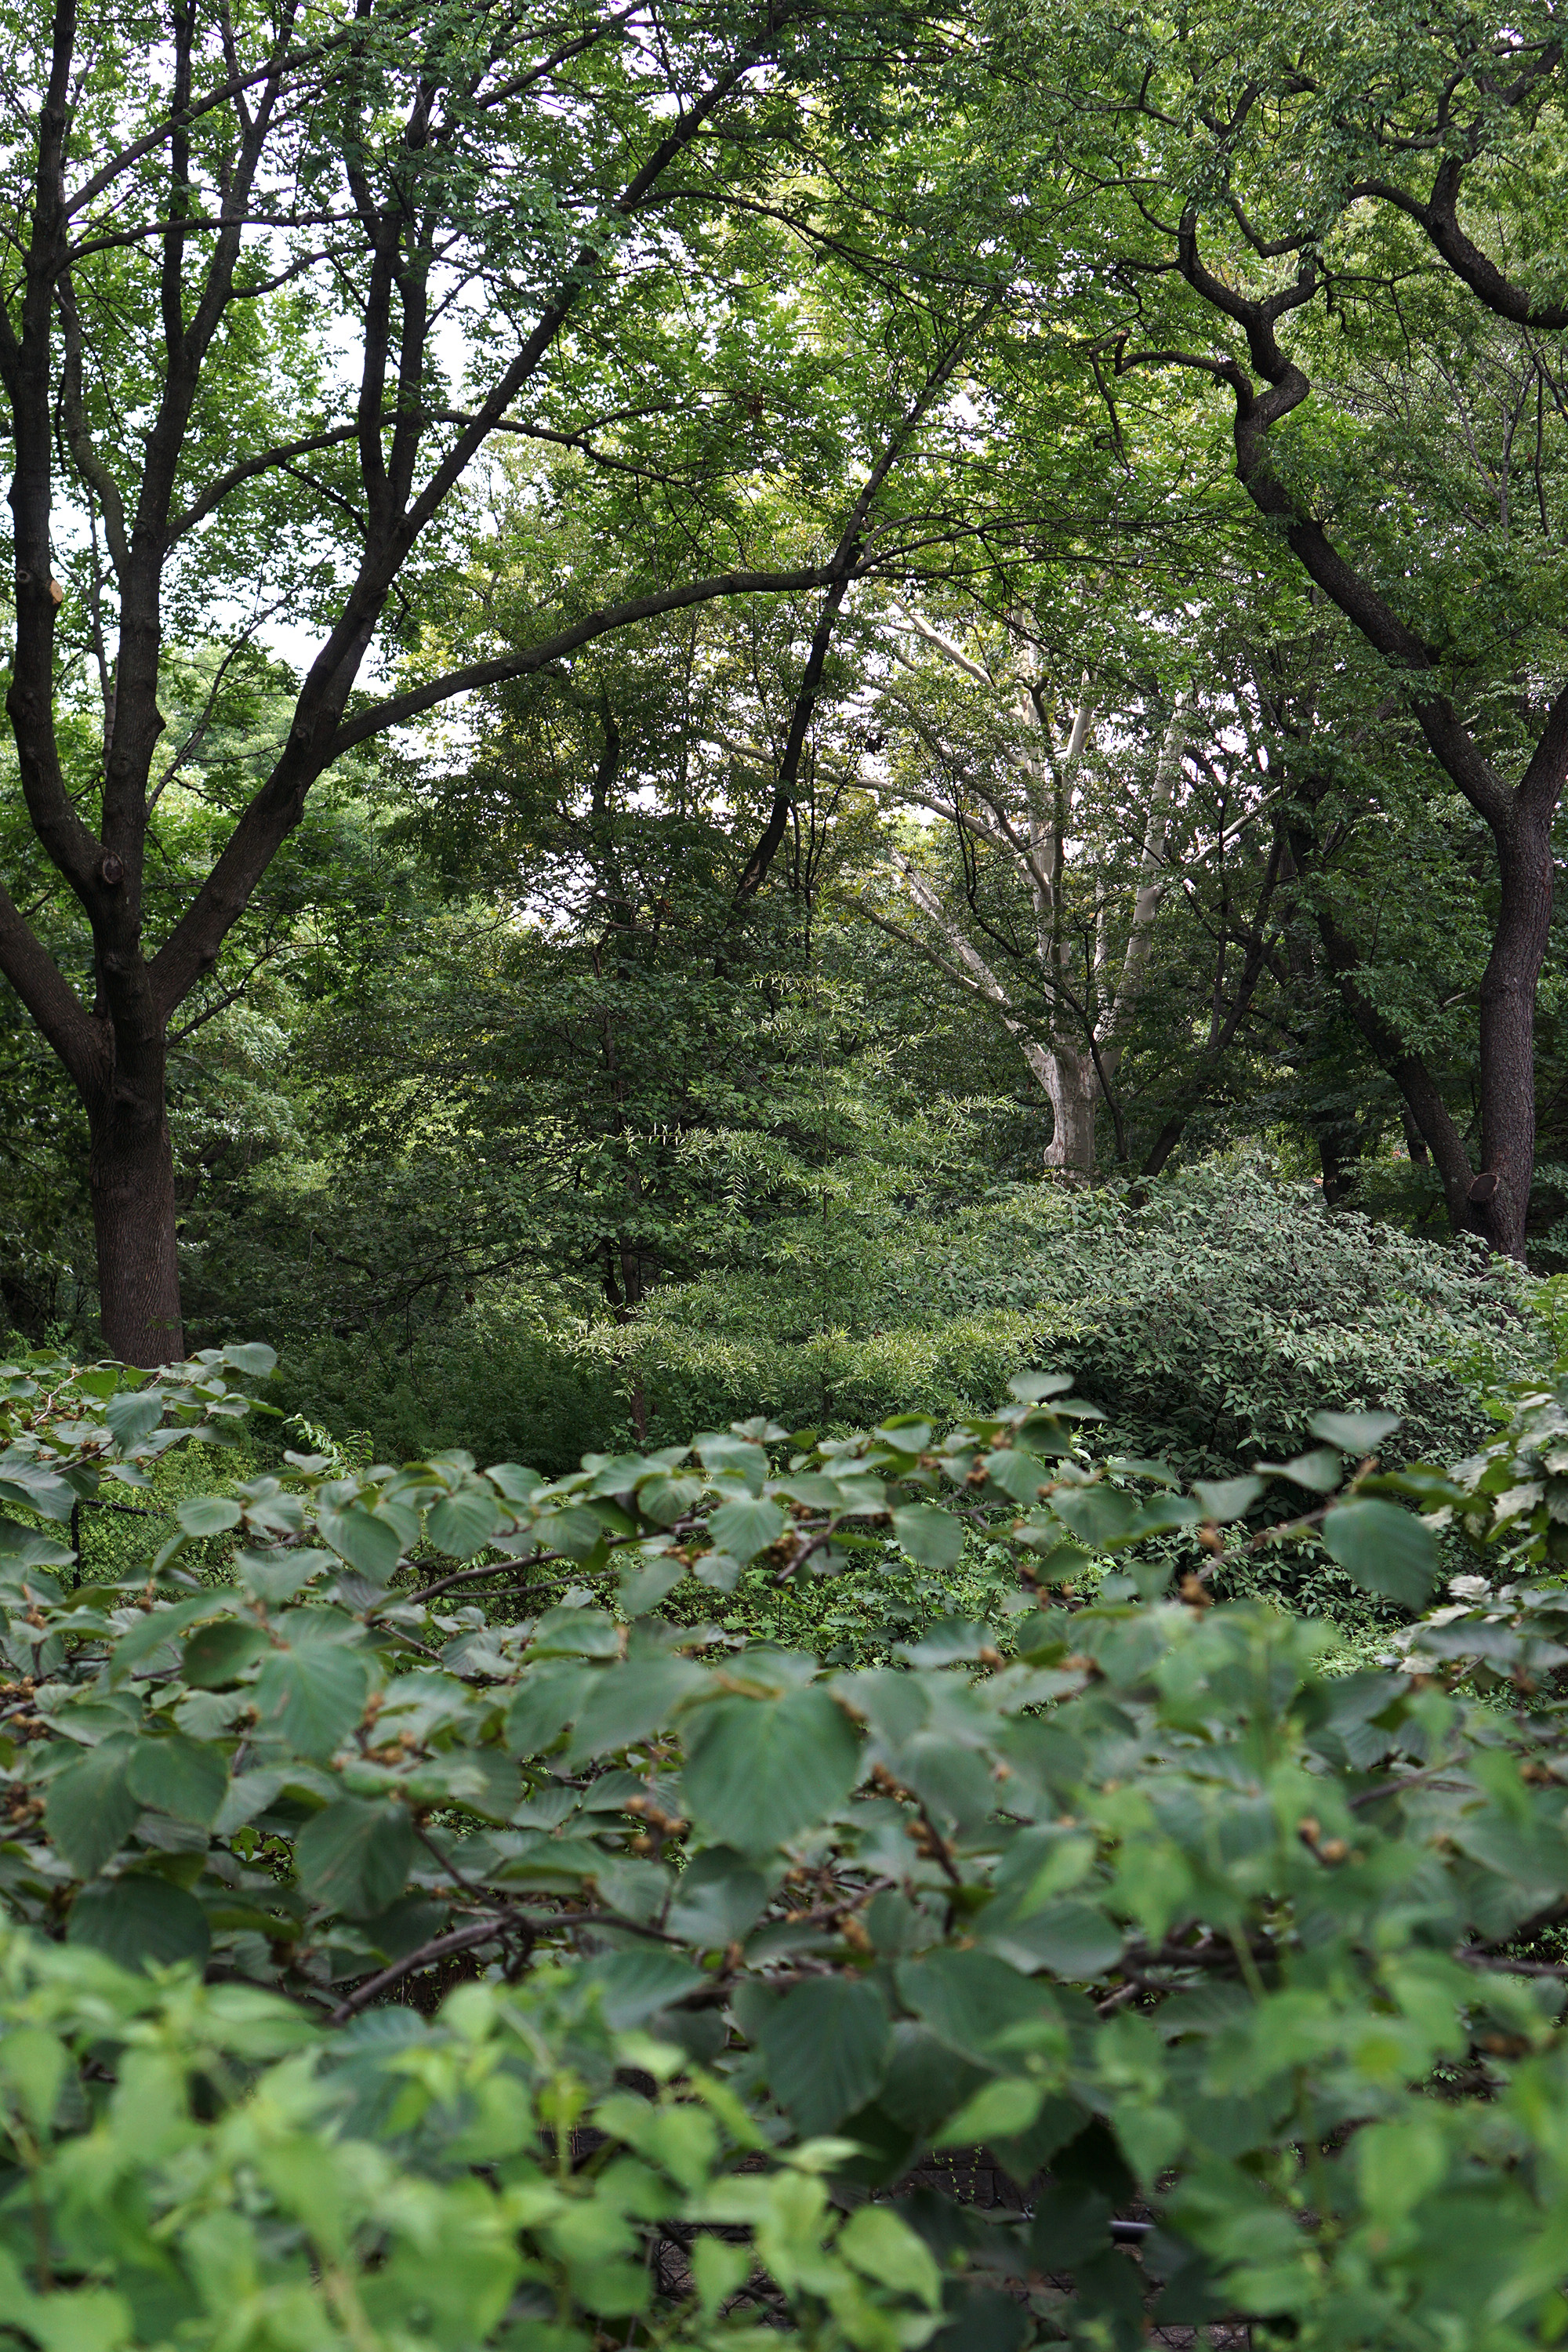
[2,0,1567,1447]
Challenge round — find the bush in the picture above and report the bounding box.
[5,1345,1568,2347]
[619,1161,1537,1481]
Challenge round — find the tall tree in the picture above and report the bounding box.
[0,0,947,1363]
[1037,0,1568,1254]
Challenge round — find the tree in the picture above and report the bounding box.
[1039,0,1568,1254]
[0,0,956,1364]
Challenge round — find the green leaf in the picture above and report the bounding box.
[426,1489,500,1559]
[0,1517,74,1570]
[67,1875,211,1972]
[295,1799,415,1918]
[707,1497,786,1565]
[0,1468,76,1523]
[182,1620,270,1688]
[223,1343,278,1377]
[837,2204,942,2307]
[1048,1485,1144,1548]
[126,1733,229,1827]
[235,1546,336,1603]
[529,1607,619,1657]
[1322,1498,1439,1609]
[1192,1475,1264,1523]
[891,1504,965,1570]
[1008,1374,1076,1403]
[618,1555,684,1615]
[1254,1449,1343,1494]
[1309,1410,1402,1454]
[635,1474,706,1528]
[934,2078,1045,2148]
[894,1617,989,1666]
[0,2027,67,2133]
[895,1949,1051,2063]
[565,1654,705,1764]
[758,1978,891,2132]
[45,1735,140,1877]
[316,1505,402,1586]
[254,1644,371,1761]
[982,1898,1124,1980]
[176,1495,242,1537]
[683,1687,860,1851]
[505,1662,593,1756]
[110,1598,225,1677]
[585,1947,706,2028]
[104,1390,162,1448]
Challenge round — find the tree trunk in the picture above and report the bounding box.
[1044,1045,1097,1171]
[89,1084,183,1367]
[1475,807,1554,1258]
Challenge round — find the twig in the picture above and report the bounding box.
[1456,1948,1568,1978]
[329,1915,522,2022]
[1348,1763,1472,1810]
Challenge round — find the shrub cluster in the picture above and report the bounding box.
[0,1345,1566,2347]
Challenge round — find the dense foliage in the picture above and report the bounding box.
[4,1345,1568,2346]
[9,1,1568,2341]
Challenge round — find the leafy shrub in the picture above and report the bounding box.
[619,1161,1535,1481]
[4,1347,1568,2346]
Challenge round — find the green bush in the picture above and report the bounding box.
[617,1162,1536,1482]
[7,1346,1568,2342]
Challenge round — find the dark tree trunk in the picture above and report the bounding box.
[1474,806,1554,1257]
[89,1082,183,1366]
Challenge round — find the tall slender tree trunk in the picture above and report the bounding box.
[89,1077,183,1366]
[1477,806,1555,1258]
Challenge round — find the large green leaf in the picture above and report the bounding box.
[981,1898,1124,1980]
[426,1489,500,1559]
[564,1654,706,1765]
[895,1949,1053,2063]
[1310,1410,1402,1455]
[891,1504,965,1570]
[758,1978,891,2132]
[295,1798,415,1918]
[126,1733,229,1827]
[0,1468,76,1523]
[67,1875,212,1971]
[682,1687,860,1851]
[0,1518,74,1570]
[706,1497,786,1566]
[254,1644,372,1760]
[584,1948,706,2029]
[110,1598,226,1678]
[1192,1476,1265,1524]
[45,1736,139,1878]
[316,1506,402,1586]
[176,1496,242,1537]
[504,1662,593,1757]
[103,1390,163,1449]
[182,1619,270,1688]
[1322,1498,1439,1609]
